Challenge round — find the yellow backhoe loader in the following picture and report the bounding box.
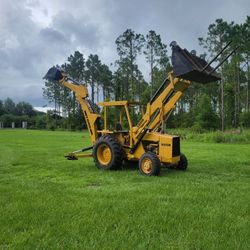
[44,41,236,176]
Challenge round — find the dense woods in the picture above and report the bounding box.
[1,17,250,131]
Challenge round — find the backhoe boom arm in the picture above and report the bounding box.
[44,67,101,144]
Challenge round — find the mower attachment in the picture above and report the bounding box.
[43,67,64,81]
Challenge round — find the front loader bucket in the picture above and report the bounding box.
[171,44,221,83]
[43,67,64,81]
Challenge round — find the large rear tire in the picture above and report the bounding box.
[93,135,123,170]
[139,152,161,176]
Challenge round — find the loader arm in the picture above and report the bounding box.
[130,41,234,152]
[135,72,190,135]
[44,67,101,144]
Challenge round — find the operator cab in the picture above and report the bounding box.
[98,101,144,133]
[97,101,145,147]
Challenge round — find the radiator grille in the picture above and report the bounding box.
[172,137,180,157]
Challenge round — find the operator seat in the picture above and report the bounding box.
[116,122,122,131]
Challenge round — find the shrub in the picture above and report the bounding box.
[195,94,219,130]
[190,123,204,134]
[240,111,250,128]
[35,116,47,129]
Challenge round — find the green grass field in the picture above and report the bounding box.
[0,129,250,249]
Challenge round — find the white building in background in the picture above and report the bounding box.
[34,107,53,113]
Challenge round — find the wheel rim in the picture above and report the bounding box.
[141,158,153,174]
[97,144,112,165]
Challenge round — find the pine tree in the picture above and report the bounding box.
[115,29,145,100]
[64,51,85,117]
[85,54,102,103]
[199,19,234,131]
[143,30,168,96]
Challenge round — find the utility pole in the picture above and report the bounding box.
[221,78,224,131]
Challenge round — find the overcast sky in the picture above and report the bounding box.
[0,0,249,107]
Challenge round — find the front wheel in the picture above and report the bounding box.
[139,152,161,176]
[177,153,188,170]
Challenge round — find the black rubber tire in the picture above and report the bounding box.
[93,135,123,170]
[139,152,161,176]
[177,153,188,170]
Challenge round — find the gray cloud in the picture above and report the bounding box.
[0,0,249,106]
[51,11,100,48]
[39,27,68,44]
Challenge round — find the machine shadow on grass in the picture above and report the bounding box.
[121,160,139,171]
[159,167,184,176]
[120,160,183,177]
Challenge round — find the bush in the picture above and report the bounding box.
[190,123,204,134]
[35,116,47,129]
[195,94,219,130]
[211,131,226,143]
[240,111,250,128]
[0,114,30,128]
[0,114,16,127]
[167,128,250,143]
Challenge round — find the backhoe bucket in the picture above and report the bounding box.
[43,67,64,81]
[171,44,221,83]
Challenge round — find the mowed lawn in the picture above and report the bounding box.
[0,130,250,249]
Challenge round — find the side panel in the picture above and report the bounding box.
[159,135,180,164]
[130,132,180,164]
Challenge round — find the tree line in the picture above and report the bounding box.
[43,29,171,130]
[43,16,250,130]
[0,98,46,128]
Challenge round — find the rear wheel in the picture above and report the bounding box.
[177,153,188,170]
[93,135,123,170]
[139,152,161,176]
